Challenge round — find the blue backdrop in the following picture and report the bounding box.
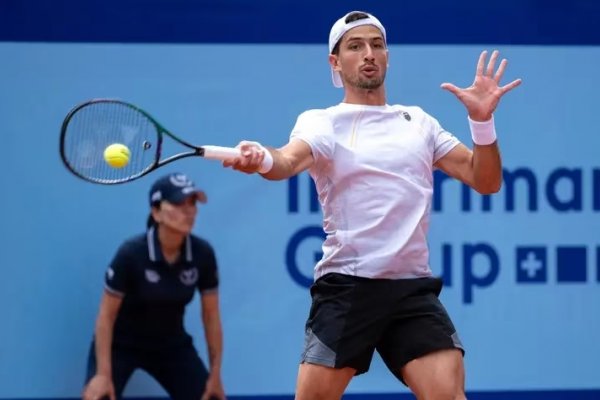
[0,1,598,399]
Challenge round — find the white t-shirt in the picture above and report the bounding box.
[290,102,461,280]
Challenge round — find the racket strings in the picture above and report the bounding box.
[62,102,159,183]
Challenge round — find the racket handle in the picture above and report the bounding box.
[202,144,273,173]
[202,145,241,160]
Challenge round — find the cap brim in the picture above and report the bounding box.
[194,190,208,203]
[169,189,207,204]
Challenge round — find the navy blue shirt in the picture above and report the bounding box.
[105,226,218,349]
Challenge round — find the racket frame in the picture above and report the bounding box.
[59,98,233,184]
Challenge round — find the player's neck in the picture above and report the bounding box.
[343,86,386,106]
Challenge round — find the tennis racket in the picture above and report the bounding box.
[60,99,252,184]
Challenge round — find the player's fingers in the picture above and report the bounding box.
[232,157,256,173]
[440,82,461,96]
[500,78,522,94]
[475,50,487,76]
[239,140,264,154]
[243,147,263,165]
[252,148,265,167]
[493,59,507,82]
[239,145,253,157]
[486,50,499,77]
[234,140,267,173]
[222,159,235,168]
[236,142,252,157]
[257,149,266,168]
[233,158,248,170]
[238,140,255,148]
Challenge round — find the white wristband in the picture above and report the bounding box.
[468,115,497,145]
[258,147,274,174]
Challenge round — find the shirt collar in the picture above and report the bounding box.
[146,225,193,263]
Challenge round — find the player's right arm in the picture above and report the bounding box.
[224,138,314,180]
[82,292,122,400]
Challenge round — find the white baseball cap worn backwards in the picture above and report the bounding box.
[328,11,387,88]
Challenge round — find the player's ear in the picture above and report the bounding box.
[329,54,341,71]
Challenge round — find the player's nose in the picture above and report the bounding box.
[364,45,375,60]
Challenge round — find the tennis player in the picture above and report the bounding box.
[82,173,225,400]
[224,10,521,400]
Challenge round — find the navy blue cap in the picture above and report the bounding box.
[149,173,207,206]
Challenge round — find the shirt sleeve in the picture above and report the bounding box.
[427,114,462,164]
[104,242,134,297]
[197,241,219,293]
[289,109,335,165]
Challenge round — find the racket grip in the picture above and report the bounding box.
[202,145,241,161]
[203,144,273,173]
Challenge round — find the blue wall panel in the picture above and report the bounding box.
[1,0,600,44]
[0,42,598,398]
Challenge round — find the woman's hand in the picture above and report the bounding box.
[82,374,115,400]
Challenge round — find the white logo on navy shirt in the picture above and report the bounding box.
[145,269,161,283]
[179,268,198,286]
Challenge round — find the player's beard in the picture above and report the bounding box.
[343,70,386,90]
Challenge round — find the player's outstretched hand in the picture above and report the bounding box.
[441,50,522,122]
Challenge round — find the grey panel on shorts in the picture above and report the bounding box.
[301,327,336,367]
[451,332,464,351]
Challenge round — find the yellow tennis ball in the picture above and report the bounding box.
[103,143,130,168]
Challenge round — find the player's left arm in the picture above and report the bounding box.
[200,291,225,399]
[434,142,502,194]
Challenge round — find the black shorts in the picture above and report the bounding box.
[85,340,208,400]
[301,273,464,383]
